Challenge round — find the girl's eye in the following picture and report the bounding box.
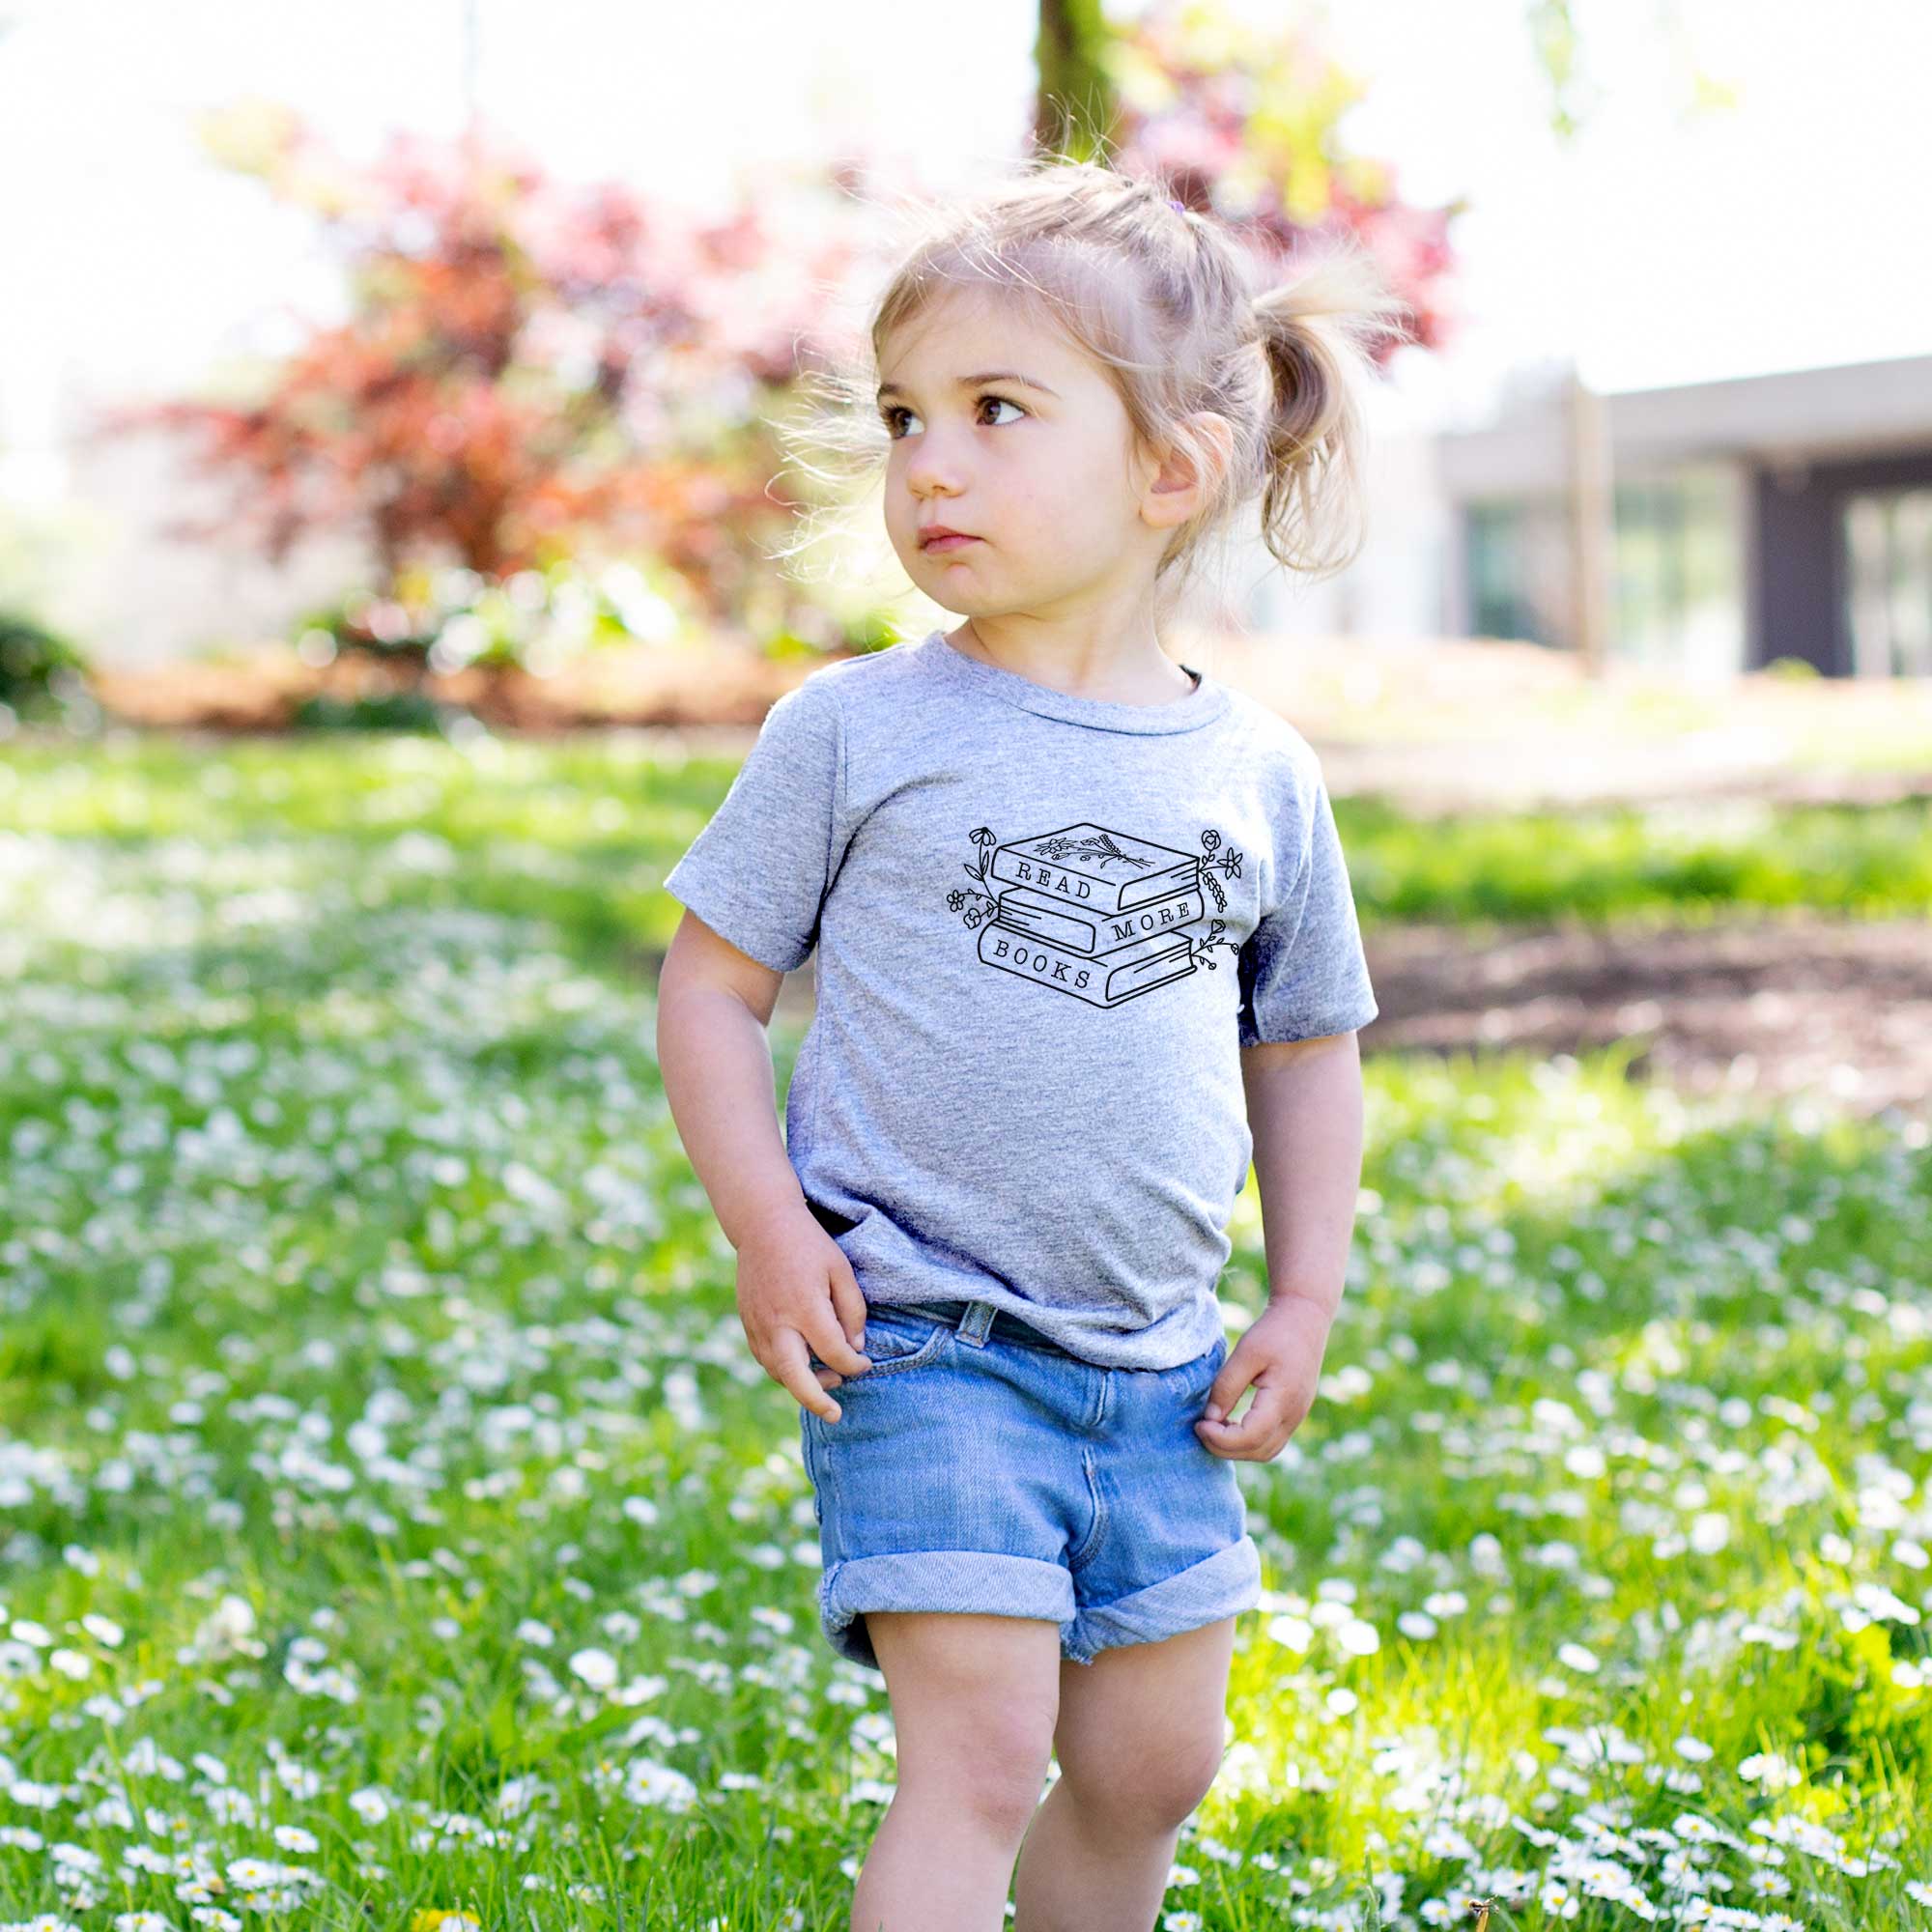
[880,395,1027,439]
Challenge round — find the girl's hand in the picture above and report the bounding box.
[734,1205,873,1423]
[1194,1295,1334,1461]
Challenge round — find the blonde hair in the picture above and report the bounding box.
[774,153,1413,622]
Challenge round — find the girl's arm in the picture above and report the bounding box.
[1239,1031,1366,1321]
[656,910,873,1422]
[1194,1031,1366,1461]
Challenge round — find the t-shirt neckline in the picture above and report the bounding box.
[916,628,1230,735]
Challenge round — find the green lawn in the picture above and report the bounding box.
[3,737,1929,963]
[0,734,1926,1928]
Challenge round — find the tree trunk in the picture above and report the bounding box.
[1034,0,1119,160]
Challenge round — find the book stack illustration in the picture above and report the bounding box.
[957,822,1236,1010]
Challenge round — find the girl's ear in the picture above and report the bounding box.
[1143,412,1235,526]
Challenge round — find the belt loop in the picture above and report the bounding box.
[957,1301,995,1348]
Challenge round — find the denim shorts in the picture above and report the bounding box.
[799,1296,1263,1672]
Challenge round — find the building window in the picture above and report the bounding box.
[1465,497,1567,646]
[1611,467,1743,679]
[1844,487,1932,676]
[1464,469,1743,675]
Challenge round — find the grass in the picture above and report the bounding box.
[0,734,1926,1928]
[1,734,1928,970]
[1335,792,1932,925]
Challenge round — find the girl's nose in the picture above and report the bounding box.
[902,433,967,497]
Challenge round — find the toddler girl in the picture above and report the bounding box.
[656,156,1404,1932]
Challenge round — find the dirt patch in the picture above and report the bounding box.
[1316,740,1932,815]
[87,634,1932,809]
[1182,631,1932,813]
[89,640,825,732]
[1360,911,1932,1122]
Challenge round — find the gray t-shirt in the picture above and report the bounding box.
[663,628,1378,1370]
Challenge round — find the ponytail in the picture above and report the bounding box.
[1251,244,1410,579]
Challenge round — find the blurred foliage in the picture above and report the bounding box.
[296,557,691,688]
[79,112,866,647]
[289,689,452,734]
[0,608,94,733]
[1102,0,1463,357]
[1523,0,1737,142]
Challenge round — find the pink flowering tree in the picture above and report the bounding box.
[1098,0,1465,359]
[83,106,866,642]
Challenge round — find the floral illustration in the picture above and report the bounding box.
[1032,828,1153,869]
[953,824,1003,929]
[1192,827,1242,968]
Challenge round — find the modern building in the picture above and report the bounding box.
[1450,352,1932,680]
[1252,350,1932,682]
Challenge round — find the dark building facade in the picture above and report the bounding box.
[1437,354,1932,678]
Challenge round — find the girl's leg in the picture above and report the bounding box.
[856,1608,1064,1932]
[1010,1616,1237,1932]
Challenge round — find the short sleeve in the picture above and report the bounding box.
[1236,768,1378,1047]
[662,678,843,973]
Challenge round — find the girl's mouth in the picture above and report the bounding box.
[921,533,981,554]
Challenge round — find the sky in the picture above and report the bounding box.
[1,0,1928,482]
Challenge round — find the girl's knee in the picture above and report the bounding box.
[1150,1738,1225,1827]
[895,1716,1056,1842]
[870,1611,1061,1836]
[1058,1728,1224,1833]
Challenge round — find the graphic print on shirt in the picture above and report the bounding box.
[946,821,1243,1009]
